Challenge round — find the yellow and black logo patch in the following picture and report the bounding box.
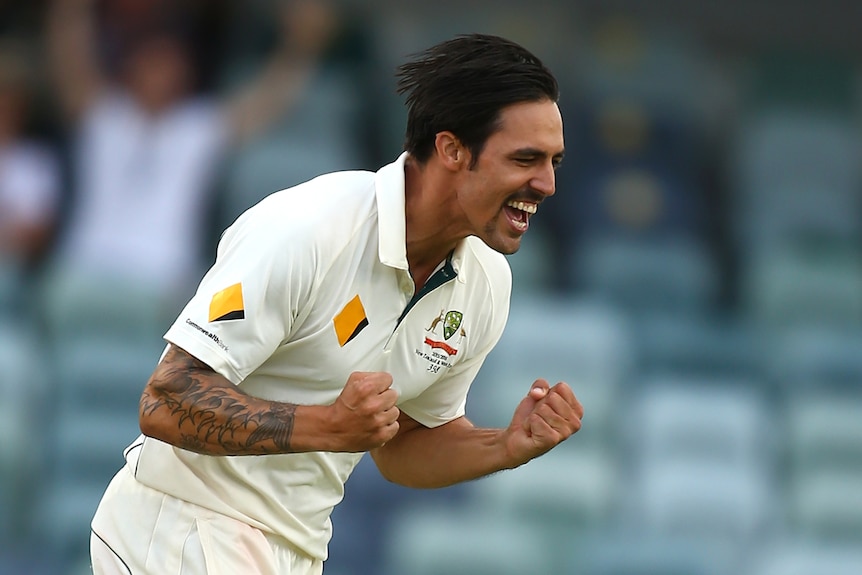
[333,294,368,347]
[209,283,245,322]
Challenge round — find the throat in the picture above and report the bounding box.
[410,266,435,293]
[408,251,457,293]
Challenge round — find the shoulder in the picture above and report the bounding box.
[221,169,379,254]
[462,237,512,294]
[457,237,512,329]
[260,169,377,224]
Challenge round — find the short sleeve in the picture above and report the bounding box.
[397,349,492,428]
[163,202,316,384]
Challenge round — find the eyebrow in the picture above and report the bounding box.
[510,147,566,162]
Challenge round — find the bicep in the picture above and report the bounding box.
[139,344,302,455]
[145,344,234,396]
[139,344,242,434]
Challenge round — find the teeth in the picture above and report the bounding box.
[507,201,537,214]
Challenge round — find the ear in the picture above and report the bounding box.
[434,131,467,171]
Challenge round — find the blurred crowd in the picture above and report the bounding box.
[1,1,862,574]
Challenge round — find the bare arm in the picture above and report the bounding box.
[139,345,400,455]
[370,380,584,488]
[222,51,315,146]
[222,1,340,145]
[45,0,104,121]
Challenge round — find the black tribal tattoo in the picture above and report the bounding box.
[140,346,297,455]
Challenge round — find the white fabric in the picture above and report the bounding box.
[59,92,227,294]
[121,153,512,560]
[91,465,323,575]
[0,141,61,227]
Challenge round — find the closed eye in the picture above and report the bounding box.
[510,149,565,169]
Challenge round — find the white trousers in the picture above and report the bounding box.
[90,465,323,575]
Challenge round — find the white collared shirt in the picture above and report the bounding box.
[125,153,512,560]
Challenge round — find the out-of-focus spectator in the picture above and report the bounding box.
[0,33,61,562]
[0,37,62,307]
[43,0,354,308]
[45,0,225,307]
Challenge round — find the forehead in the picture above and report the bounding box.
[486,99,565,154]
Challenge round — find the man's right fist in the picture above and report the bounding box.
[326,371,400,452]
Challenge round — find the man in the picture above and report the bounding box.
[90,33,583,575]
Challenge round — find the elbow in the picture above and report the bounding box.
[138,381,169,441]
[371,448,438,490]
[138,406,158,439]
[370,448,410,487]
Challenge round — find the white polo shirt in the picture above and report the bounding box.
[123,153,512,560]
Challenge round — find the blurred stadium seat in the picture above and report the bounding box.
[632,311,763,377]
[0,259,24,316]
[471,445,620,572]
[787,468,862,542]
[784,391,862,473]
[747,539,862,575]
[764,325,862,389]
[740,242,862,329]
[615,375,779,570]
[626,459,775,562]
[729,109,862,249]
[781,390,862,543]
[623,374,775,468]
[327,454,470,575]
[382,504,555,575]
[31,268,169,566]
[566,531,732,575]
[0,320,46,546]
[570,235,721,316]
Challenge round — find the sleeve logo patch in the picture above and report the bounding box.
[333,294,368,347]
[209,283,245,322]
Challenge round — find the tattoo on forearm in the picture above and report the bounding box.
[140,347,297,455]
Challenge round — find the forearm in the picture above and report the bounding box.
[370,416,522,489]
[225,55,312,145]
[139,346,331,456]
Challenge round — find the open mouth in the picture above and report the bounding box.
[503,200,537,232]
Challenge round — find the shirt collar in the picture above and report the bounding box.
[375,153,469,284]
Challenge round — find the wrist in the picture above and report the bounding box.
[290,404,333,452]
[501,426,535,470]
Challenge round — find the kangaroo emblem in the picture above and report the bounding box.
[426,309,445,333]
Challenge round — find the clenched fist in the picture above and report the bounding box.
[324,371,400,452]
[504,378,583,466]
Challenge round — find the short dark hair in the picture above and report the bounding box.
[396,33,559,167]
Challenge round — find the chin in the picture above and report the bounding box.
[484,236,522,255]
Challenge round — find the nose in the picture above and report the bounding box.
[530,161,556,198]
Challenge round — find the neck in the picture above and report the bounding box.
[403,156,463,289]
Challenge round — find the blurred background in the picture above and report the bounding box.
[1,0,862,573]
